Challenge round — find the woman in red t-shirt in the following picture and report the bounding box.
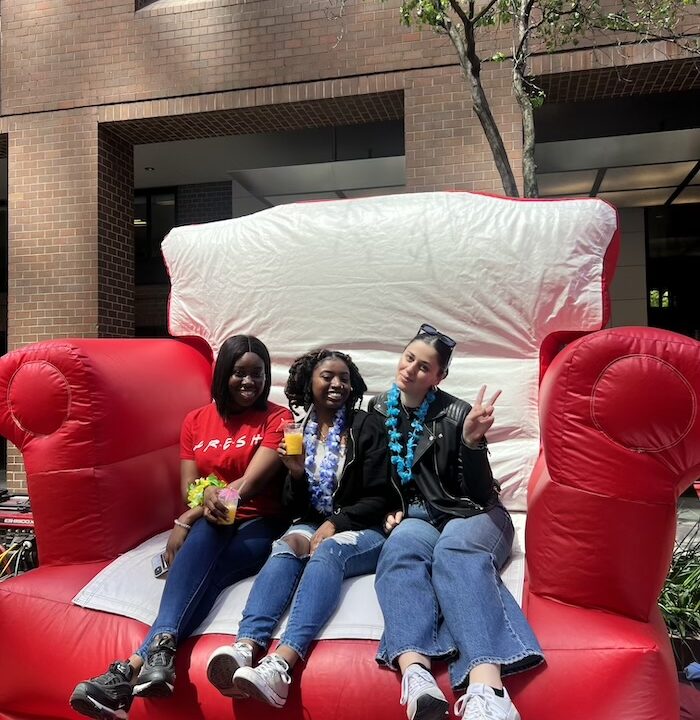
[70,335,291,720]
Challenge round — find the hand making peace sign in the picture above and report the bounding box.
[462,385,502,448]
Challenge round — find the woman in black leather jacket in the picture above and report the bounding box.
[370,325,543,720]
[206,349,392,708]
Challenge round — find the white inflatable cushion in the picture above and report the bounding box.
[163,192,617,510]
[73,512,526,638]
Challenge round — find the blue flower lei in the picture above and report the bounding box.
[304,407,346,515]
[385,384,436,485]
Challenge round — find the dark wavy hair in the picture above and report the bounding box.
[211,335,272,419]
[285,349,367,414]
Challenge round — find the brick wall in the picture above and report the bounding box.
[0,0,450,115]
[2,111,101,348]
[176,181,232,226]
[405,64,522,193]
[98,127,135,337]
[2,0,695,117]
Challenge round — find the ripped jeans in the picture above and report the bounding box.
[237,521,385,660]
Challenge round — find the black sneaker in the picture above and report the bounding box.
[69,661,134,720]
[132,632,177,697]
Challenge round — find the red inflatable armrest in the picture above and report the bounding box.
[0,338,212,566]
[527,327,700,621]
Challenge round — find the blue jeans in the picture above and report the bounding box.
[375,503,543,688]
[237,522,385,660]
[136,515,284,659]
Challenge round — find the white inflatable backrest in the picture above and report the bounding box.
[163,192,618,510]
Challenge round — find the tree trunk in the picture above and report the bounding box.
[461,61,521,198]
[512,0,539,197]
[512,68,538,197]
[447,23,520,197]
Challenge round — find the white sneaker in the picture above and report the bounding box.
[231,654,291,708]
[454,683,521,720]
[400,664,449,720]
[206,641,253,698]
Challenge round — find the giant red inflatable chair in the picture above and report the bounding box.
[0,193,698,720]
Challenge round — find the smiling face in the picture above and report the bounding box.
[227,352,266,412]
[311,357,352,413]
[396,340,446,403]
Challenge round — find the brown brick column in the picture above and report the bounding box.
[405,64,523,195]
[98,126,134,337]
[6,111,101,348]
[3,113,134,491]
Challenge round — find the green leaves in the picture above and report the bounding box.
[388,0,698,50]
[397,0,450,27]
[659,520,700,643]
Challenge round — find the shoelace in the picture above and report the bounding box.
[454,692,499,720]
[233,642,253,661]
[400,666,436,705]
[256,655,291,685]
[98,663,131,686]
[148,639,175,668]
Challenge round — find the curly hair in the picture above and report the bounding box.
[285,349,367,413]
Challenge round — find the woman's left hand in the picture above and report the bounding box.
[202,485,229,523]
[462,385,501,447]
[310,520,337,555]
[164,524,188,566]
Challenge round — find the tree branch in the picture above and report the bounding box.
[473,0,500,25]
[445,20,520,195]
[449,0,473,30]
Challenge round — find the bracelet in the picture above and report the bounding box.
[174,519,192,531]
[186,475,226,508]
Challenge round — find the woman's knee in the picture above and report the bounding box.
[308,531,363,566]
[274,533,310,558]
[433,524,507,571]
[179,516,222,553]
[384,520,438,558]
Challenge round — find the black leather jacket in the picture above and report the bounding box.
[283,409,394,532]
[369,388,499,518]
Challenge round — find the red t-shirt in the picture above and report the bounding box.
[180,401,291,521]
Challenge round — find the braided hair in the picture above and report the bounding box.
[285,349,367,414]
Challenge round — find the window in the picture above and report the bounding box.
[134,189,176,285]
[646,205,700,339]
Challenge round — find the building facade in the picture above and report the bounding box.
[0,0,698,490]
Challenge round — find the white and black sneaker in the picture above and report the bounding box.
[454,683,521,720]
[400,664,449,720]
[69,661,135,720]
[132,633,177,697]
[231,654,292,708]
[206,641,254,697]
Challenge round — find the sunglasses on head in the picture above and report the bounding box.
[418,323,456,349]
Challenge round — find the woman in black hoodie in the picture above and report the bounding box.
[206,349,391,707]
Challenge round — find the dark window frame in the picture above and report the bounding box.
[134,187,177,286]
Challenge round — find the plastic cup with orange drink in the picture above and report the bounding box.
[218,486,241,525]
[283,421,304,455]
